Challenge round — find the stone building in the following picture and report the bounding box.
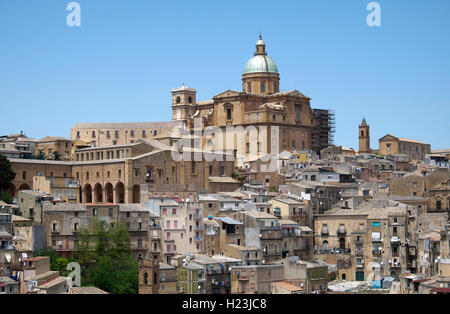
[379,134,431,161]
[230,263,284,294]
[32,175,80,204]
[138,257,160,294]
[240,211,282,263]
[34,136,74,161]
[389,169,450,212]
[71,121,183,147]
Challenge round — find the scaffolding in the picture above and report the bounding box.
[311,108,336,154]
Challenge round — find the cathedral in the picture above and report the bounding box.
[71,35,335,156]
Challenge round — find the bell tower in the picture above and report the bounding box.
[359,118,371,154]
[171,83,197,122]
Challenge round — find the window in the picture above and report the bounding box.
[209,165,213,175]
[22,171,26,180]
[93,208,98,216]
[86,172,89,180]
[260,82,266,92]
[52,223,58,232]
[130,130,135,137]
[138,239,142,248]
[74,223,79,232]
[274,82,278,92]
[176,96,181,104]
[118,169,122,178]
[295,104,301,120]
[247,83,252,93]
[144,273,148,285]
[188,96,192,104]
[227,108,232,120]
[109,208,113,217]
[191,162,196,174]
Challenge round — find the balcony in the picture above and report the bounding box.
[194,236,203,241]
[372,249,382,256]
[337,229,346,236]
[321,230,329,237]
[194,224,203,231]
[355,250,364,256]
[193,213,203,220]
[391,236,401,244]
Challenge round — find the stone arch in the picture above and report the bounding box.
[105,182,114,203]
[116,182,125,204]
[18,183,31,191]
[94,183,103,203]
[84,184,92,204]
[339,237,346,249]
[132,185,140,204]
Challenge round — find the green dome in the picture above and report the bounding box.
[243,54,278,74]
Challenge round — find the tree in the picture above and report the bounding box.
[52,151,62,161]
[77,220,139,294]
[0,154,15,193]
[0,191,13,204]
[36,149,46,160]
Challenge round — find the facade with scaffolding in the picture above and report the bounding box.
[311,109,336,154]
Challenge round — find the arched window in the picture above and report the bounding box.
[261,82,266,93]
[176,96,181,104]
[188,96,192,104]
[143,272,148,285]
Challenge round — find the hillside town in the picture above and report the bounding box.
[1,36,449,295]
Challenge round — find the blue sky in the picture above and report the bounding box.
[0,0,449,150]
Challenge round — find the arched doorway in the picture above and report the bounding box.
[84,184,92,204]
[116,182,125,204]
[339,238,346,249]
[342,274,347,281]
[322,240,329,251]
[18,183,31,191]
[8,183,16,197]
[94,184,103,203]
[105,183,113,203]
[132,185,140,203]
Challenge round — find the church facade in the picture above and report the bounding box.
[71,35,335,157]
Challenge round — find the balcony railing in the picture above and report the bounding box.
[372,249,382,256]
[194,236,203,241]
[193,213,203,220]
[321,230,329,236]
[337,229,346,236]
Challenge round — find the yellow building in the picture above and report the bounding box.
[33,175,80,203]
